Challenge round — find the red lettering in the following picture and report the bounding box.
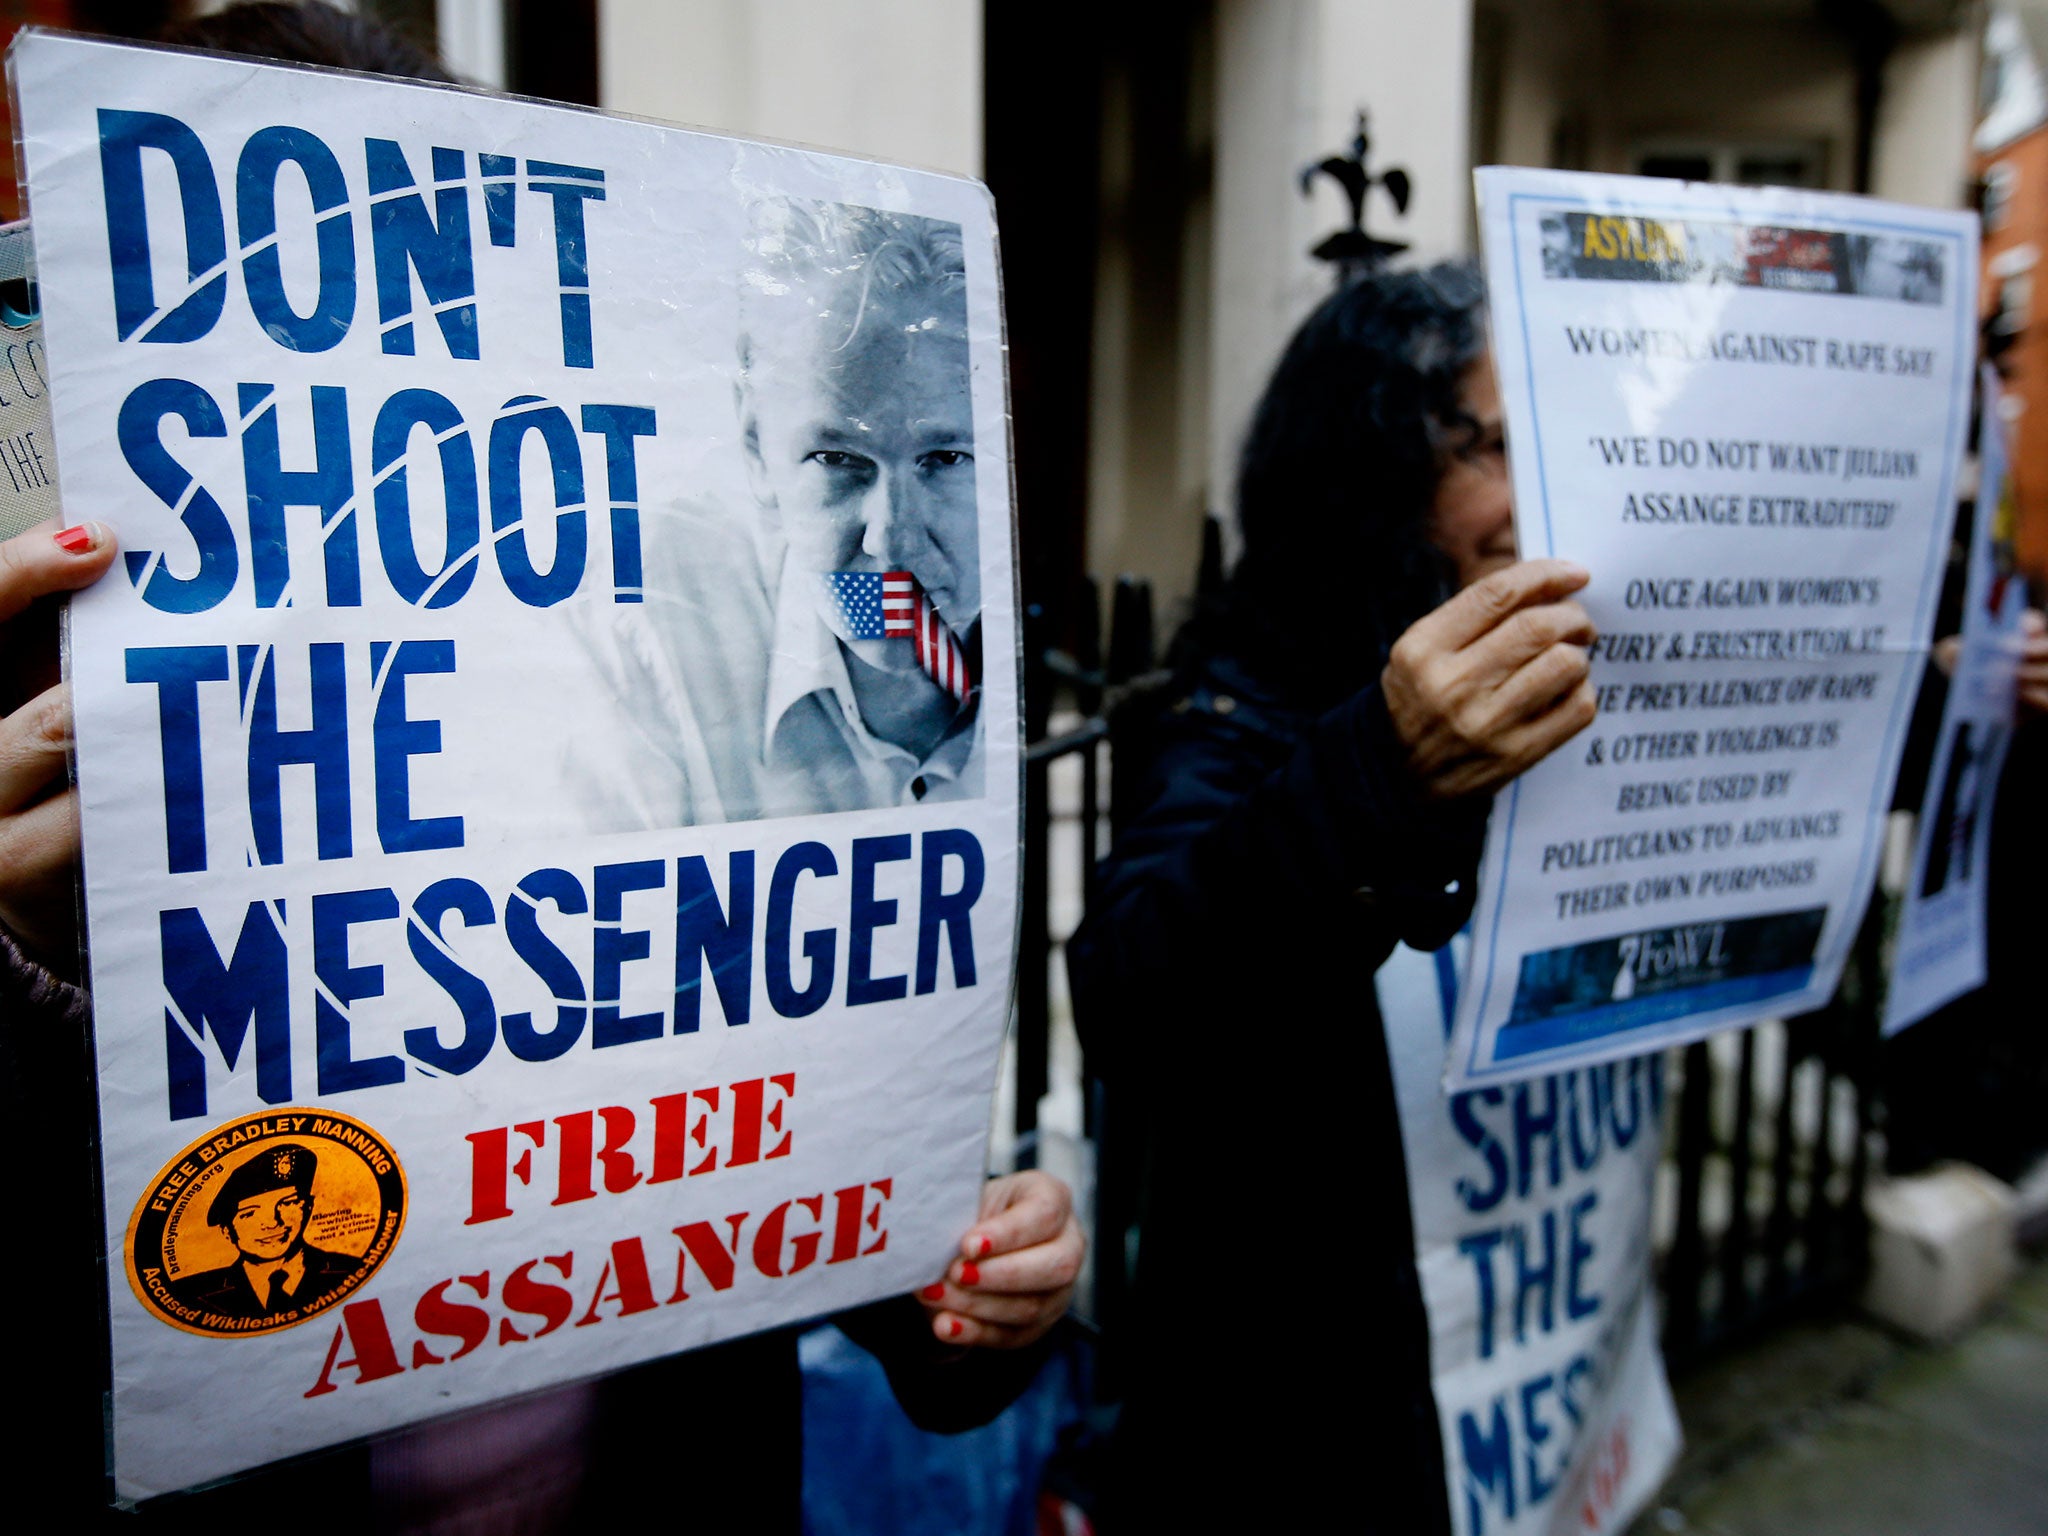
[464,1129,511,1224]
[575,1237,660,1326]
[593,1106,641,1193]
[303,1298,404,1397]
[552,1107,644,1202]
[753,1195,824,1278]
[648,1090,689,1183]
[668,1214,747,1302]
[553,1111,596,1204]
[729,1074,795,1166]
[498,1254,575,1342]
[412,1272,492,1366]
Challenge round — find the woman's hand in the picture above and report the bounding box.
[916,1169,1082,1350]
[1384,558,1597,801]
[0,520,118,964]
[2017,608,2048,716]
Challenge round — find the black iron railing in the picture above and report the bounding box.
[1016,541,1881,1379]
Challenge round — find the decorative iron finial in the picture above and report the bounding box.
[1301,111,1410,284]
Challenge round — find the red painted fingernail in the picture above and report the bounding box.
[977,1236,992,1258]
[947,1318,963,1339]
[960,1262,980,1286]
[54,523,96,553]
[920,1283,945,1301]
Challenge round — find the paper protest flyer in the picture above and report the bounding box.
[12,32,1019,1500]
[0,221,57,542]
[1453,167,1975,1088]
[1882,368,2025,1035]
[1381,937,1679,1536]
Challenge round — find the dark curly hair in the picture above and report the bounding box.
[1211,262,1487,705]
[160,1,453,83]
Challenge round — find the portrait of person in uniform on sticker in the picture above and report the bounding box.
[166,1145,363,1321]
[566,199,985,829]
[738,198,983,813]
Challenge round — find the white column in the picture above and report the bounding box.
[1872,27,1980,210]
[1209,0,1474,536]
[436,0,507,90]
[595,0,982,177]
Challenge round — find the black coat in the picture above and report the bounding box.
[1068,647,1486,1533]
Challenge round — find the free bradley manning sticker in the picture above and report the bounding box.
[127,1110,406,1339]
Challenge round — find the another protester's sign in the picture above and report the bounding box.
[0,222,57,541]
[1454,167,1975,1087]
[1381,938,1679,1536]
[1882,368,2025,1034]
[13,32,1018,1501]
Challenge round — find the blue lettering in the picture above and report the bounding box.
[766,841,837,1018]
[369,639,463,853]
[98,109,226,343]
[238,642,352,864]
[503,868,588,1060]
[848,834,911,1006]
[236,126,355,352]
[580,403,655,603]
[592,859,664,1047]
[1513,1078,1562,1198]
[915,827,983,993]
[1458,1399,1518,1533]
[1458,1228,1505,1360]
[161,901,289,1120]
[1519,1373,1559,1505]
[366,141,478,359]
[240,382,360,607]
[1511,1209,1557,1346]
[487,399,586,606]
[674,853,754,1032]
[372,387,480,607]
[1566,1189,1602,1322]
[126,645,229,873]
[1452,1087,1509,1213]
[403,878,496,1074]
[313,887,404,1093]
[525,159,605,368]
[119,378,237,613]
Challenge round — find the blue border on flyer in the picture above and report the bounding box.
[1465,186,1972,1082]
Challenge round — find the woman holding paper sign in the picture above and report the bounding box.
[1068,264,1600,1531]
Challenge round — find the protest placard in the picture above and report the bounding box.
[1452,167,1975,1088]
[1882,367,2025,1035]
[0,221,57,542]
[1382,937,1679,1536]
[11,30,1018,1501]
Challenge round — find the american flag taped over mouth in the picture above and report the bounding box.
[823,570,976,704]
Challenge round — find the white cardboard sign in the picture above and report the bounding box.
[13,31,1018,1500]
[1457,167,1975,1087]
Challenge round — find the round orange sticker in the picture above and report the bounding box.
[126,1110,407,1339]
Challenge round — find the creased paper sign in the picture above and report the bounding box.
[11,30,1018,1501]
[1382,936,1679,1536]
[1882,366,2025,1035]
[0,220,56,542]
[1455,167,1975,1087]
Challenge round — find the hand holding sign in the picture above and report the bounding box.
[1383,558,1597,802]
[918,1170,1082,1349]
[0,518,116,965]
[2017,608,2048,716]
